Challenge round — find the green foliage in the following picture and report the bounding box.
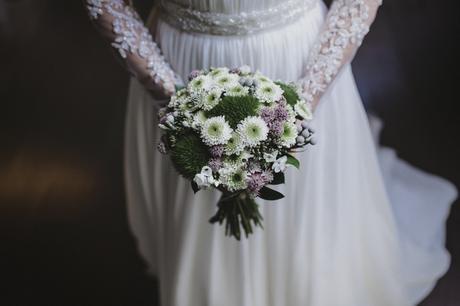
[170,132,210,180]
[270,172,285,185]
[209,192,264,240]
[258,186,285,201]
[276,81,300,107]
[286,153,300,169]
[205,95,259,128]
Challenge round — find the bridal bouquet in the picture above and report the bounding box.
[157,66,315,240]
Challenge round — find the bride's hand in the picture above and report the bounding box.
[148,79,176,100]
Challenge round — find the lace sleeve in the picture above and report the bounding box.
[85,0,183,98]
[298,0,383,109]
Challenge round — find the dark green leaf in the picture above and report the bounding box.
[191,181,200,194]
[175,84,185,92]
[286,153,300,169]
[258,187,285,201]
[275,81,301,107]
[270,172,285,185]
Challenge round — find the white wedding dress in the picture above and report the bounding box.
[86,0,457,305]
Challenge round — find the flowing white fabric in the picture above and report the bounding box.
[123,1,457,305]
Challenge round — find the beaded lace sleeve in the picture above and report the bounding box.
[85,0,183,97]
[299,0,383,109]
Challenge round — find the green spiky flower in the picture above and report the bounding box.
[205,95,259,128]
[170,133,210,180]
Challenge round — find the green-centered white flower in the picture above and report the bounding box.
[188,74,213,93]
[178,98,196,113]
[192,110,207,129]
[225,132,244,155]
[279,121,298,147]
[286,104,297,123]
[201,116,232,146]
[209,67,230,79]
[215,73,240,90]
[168,88,188,108]
[225,84,249,97]
[255,82,283,103]
[254,73,272,84]
[237,116,269,147]
[294,99,313,121]
[201,87,223,110]
[239,65,251,75]
[218,164,248,192]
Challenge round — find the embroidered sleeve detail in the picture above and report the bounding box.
[85,0,183,94]
[299,0,382,105]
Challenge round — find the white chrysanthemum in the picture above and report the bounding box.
[294,99,313,121]
[225,84,249,97]
[225,132,245,155]
[168,88,188,108]
[239,65,251,75]
[218,164,248,192]
[192,110,207,129]
[254,73,272,84]
[201,116,232,146]
[178,97,196,114]
[255,82,283,103]
[214,73,240,90]
[201,87,223,110]
[279,121,298,147]
[188,74,214,93]
[237,116,269,147]
[209,67,230,79]
[286,104,297,123]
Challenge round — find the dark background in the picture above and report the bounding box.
[0,0,459,305]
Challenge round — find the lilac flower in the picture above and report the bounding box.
[270,120,284,136]
[274,105,288,122]
[209,145,224,158]
[248,160,262,173]
[159,115,168,125]
[157,141,168,154]
[247,172,267,194]
[247,170,274,194]
[260,107,275,123]
[208,158,223,172]
[229,67,240,74]
[188,69,202,81]
[261,170,274,183]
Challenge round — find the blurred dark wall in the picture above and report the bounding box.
[0,1,459,305]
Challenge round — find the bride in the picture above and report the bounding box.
[85,0,457,305]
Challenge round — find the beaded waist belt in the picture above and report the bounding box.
[159,0,317,36]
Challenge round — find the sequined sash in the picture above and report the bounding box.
[159,0,317,36]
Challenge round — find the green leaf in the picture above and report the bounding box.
[286,153,300,169]
[258,187,285,201]
[191,181,200,194]
[270,172,285,185]
[275,81,301,107]
[175,84,185,92]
